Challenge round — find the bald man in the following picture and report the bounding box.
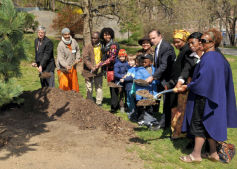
[82,32,103,106]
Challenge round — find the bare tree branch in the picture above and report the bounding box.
[55,0,83,8]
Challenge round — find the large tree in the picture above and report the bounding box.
[211,0,237,46]
[0,0,27,106]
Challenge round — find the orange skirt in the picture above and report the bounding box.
[57,67,79,92]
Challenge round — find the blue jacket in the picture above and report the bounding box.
[114,59,129,83]
[182,51,237,141]
[135,66,158,100]
[124,66,136,91]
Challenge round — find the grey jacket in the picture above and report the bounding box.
[56,38,81,69]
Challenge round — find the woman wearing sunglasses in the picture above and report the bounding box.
[179,28,237,163]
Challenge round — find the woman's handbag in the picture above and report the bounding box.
[107,71,114,82]
[216,142,235,163]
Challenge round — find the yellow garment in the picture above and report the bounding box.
[93,45,102,64]
[173,30,190,42]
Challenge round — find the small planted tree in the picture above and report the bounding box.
[0,0,27,107]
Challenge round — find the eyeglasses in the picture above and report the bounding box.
[200,39,213,44]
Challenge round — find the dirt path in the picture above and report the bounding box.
[0,111,143,169]
[0,88,144,169]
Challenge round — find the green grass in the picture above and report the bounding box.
[16,35,237,169]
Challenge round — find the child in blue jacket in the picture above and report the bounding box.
[135,54,160,129]
[114,49,129,112]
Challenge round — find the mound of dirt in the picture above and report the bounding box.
[21,88,135,137]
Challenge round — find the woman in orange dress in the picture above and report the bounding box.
[56,28,80,92]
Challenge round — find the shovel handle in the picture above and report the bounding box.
[154,88,177,99]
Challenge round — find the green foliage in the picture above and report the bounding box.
[0,0,27,107]
[23,12,39,32]
[0,0,27,82]
[0,79,23,107]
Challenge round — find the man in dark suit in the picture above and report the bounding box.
[146,29,176,129]
[32,26,55,87]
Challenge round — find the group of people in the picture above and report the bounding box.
[32,25,237,163]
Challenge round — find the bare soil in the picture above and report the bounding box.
[0,88,144,169]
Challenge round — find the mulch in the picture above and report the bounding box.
[136,99,157,107]
[21,88,135,136]
[136,90,154,99]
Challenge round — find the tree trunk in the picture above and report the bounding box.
[82,0,92,46]
[228,18,236,46]
[51,0,55,11]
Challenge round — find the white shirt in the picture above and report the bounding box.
[155,39,163,65]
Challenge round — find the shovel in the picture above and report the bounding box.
[82,70,96,78]
[134,79,149,86]
[136,99,157,107]
[39,72,52,79]
[107,81,123,88]
[60,61,79,73]
[153,88,178,99]
[136,88,178,99]
[136,90,154,99]
[32,63,51,79]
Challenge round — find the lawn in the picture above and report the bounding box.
[16,34,237,169]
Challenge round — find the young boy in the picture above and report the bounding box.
[121,55,136,118]
[114,49,129,113]
[135,54,160,129]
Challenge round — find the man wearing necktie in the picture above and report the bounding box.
[32,26,55,88]
[146,29,176,129]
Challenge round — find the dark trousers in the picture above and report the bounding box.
[157,84,173,128]
[118,87,127,108]
[110,87,119,111]
[163,93,172,128]
[40,72,55,88]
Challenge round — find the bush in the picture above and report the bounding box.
[52,6,84,36]
[23,12,39,32]
[0,79,24,107]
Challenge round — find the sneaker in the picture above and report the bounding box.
[138,120,145,126]
[149,124,161,131]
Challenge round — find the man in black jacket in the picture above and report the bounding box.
[146,29,176,129]
[32,26,55,87]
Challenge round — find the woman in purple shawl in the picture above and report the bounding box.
[179,28,237,163]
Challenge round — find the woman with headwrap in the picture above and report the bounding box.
[164,30,192,138]
[56,28,80,92]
